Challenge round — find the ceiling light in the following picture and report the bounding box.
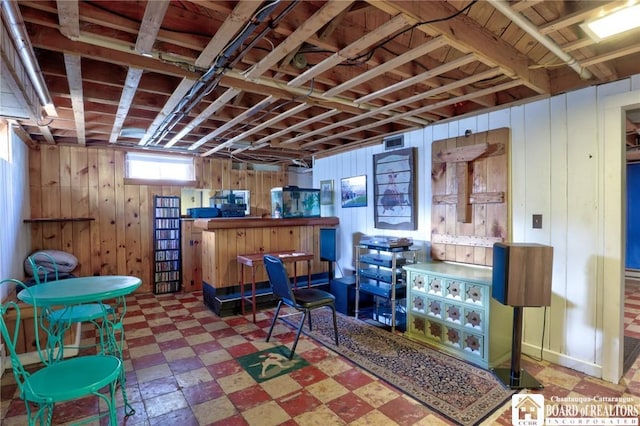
[292,53,307,70]
[582,3,640,41]
[120,128,147,139]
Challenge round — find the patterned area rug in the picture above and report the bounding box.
[303,309,515,426]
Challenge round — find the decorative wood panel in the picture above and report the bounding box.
[431,128,509,266]
[28,145,286,293]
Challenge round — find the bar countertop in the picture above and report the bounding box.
[194,216,339,230]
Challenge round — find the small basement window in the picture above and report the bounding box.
[125,152,195,182]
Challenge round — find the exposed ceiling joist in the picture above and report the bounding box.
[1,0,638,166]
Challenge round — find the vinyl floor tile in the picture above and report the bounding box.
[2,284,640,425]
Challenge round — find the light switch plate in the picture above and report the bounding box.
[533,214,542,229]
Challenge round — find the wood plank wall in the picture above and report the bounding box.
[28,145,286,293]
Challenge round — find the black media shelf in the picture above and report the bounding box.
[153,195,182,294]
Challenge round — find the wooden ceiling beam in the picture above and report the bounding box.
[356,54,478,103]
[302,79,522,149]
[110,1,169,144]
[5,120,38,149]
[288,13,411,88]
[55,0,84,145]
[244,0,355,79]
[56,0,79,39]
[538,1,627,35]
[62,54,85,145]
[38,124,56,144]
[20,1,208,52]
[510,1,545,13]
[226,103,313,153]
[164,87,241,148]
[197,96,277,154]
[29,26,201,79]
[323,36,448,97]
[194,0,262,68]
[371,1,550,95]
[252,109,341,148]
[109,68,143,143]
[580,44,640,68]
[318,3,353,40]
[134,0,170,55]
[140,1,265,147]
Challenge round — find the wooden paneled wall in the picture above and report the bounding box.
[28,145,286,293]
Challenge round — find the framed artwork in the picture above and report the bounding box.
[373,147,417,230]
[320,180,334,205]
[341,175,367,208]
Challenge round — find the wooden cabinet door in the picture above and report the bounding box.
[181,220,203,291]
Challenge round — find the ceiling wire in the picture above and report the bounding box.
[347,0,478,65]
[148,0,477,153]
[36,117,55,126]
[144,0,288,147]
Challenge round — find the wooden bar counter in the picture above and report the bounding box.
[194,216,339,316]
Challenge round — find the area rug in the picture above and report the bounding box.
[302,309,515,426]
[624,336,640,373]
[237,345,309,383]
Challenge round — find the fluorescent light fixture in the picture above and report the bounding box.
[582,3,640,41]
[120,128,147,139]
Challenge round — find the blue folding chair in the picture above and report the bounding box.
[263,254,339,359]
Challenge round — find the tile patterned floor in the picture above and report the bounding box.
[2,283,640,425]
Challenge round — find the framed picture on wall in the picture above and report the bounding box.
[373,147,417,230]
[320,180,334,205]
[341,175,367,208]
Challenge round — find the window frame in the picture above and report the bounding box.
[124,151,196,185]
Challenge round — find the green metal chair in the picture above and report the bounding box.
[26,251,110,356]
[0,279,122,425]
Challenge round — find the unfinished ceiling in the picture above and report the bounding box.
[2,0,640,167]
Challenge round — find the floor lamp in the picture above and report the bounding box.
[491,242,553,389]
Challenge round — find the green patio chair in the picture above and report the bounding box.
[0,278,122,425]
[26,251,111,356]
